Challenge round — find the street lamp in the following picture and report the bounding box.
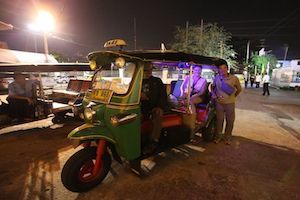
[28,10,55,62]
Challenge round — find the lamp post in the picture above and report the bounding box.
[28,11,55,62]
[43,32,49,62]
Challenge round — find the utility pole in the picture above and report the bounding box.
[284,45,288,60]
[185,21,189,51]
[134,17,137,50]
[220,41,223,58]
[199,19,203,48]
[245,40,251,83]
[246,40,250,64]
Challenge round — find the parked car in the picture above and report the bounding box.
[55,76,76,84]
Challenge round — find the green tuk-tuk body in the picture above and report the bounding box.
[68,52,146,160]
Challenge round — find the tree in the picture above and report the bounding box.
[171,23,237,68]
[51,51,69,63]
[250,53,277,75]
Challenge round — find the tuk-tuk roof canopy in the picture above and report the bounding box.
[88,50,225,68]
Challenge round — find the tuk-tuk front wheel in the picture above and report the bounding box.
[61,147,111,192]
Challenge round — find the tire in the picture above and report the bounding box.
[52,115,64,124]
[61,146,111,192]
[202,116,216,142]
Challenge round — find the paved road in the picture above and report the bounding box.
[0,87,299,200]
[236,87,300,144]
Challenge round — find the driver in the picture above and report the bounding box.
[141,62,168,146]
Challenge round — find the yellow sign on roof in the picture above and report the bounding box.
[104,39,127,48]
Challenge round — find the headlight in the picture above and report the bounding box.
[84,107,94,121]
[89,60,97,70]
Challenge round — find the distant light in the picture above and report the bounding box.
[36,11,55,32]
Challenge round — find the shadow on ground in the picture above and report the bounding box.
[0,125,299,200]
[73,136,300,200]
[0,121,82,200]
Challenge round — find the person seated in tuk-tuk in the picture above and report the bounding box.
[180,65,207,104]
[7,72,39,121]
[179,65,207,134]
[141,62,168,145]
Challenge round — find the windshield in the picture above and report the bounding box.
[92,62,136,94]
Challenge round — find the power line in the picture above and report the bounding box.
[232,33,300,37]
[263,8,299,36]
[214,18,283,24]
[228,25,300,31]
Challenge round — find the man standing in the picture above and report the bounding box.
[141,63,168,145]
[262,72,270,95]
[212,60,242,145]
[255,74,262,88]
[250,74,255,88]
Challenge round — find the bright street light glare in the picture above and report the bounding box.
[36,11,55,32]
[27,23,39,32]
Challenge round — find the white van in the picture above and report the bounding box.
[271,60,300,88]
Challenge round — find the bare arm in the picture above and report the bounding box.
[180,77,188,97]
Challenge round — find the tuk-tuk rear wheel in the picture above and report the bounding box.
[202,117,216,142]
[61,147,111,192]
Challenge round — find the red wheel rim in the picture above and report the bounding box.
[78,159,103,182]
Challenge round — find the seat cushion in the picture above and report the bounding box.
[170,80,183,98]
[80,80,91,92]
[141,114,183,135]
[67,80,82,92]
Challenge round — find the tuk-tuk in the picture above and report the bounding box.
[61,45,225,192]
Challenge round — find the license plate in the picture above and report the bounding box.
[90,89,113,103]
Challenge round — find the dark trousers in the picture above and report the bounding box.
[255,82,260,88]
[263,83,270,95]
[7,98,34,119]
[216,102,235,141]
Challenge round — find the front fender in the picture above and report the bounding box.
[68,123,116,144]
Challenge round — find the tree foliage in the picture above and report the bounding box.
[171,23,237,68]
[250,53,277,74]
[51,51,68,63]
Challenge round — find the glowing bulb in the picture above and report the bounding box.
[36,11,55,32]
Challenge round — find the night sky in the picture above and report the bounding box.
[0,0,299,61]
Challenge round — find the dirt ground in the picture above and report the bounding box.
[0,87,300,200]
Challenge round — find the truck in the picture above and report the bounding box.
[271,59,300,89]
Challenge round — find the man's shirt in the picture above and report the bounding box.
[213,74,242,104]
[141,76,167,114]
[262,75,270,83]
[8,80,36,98]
